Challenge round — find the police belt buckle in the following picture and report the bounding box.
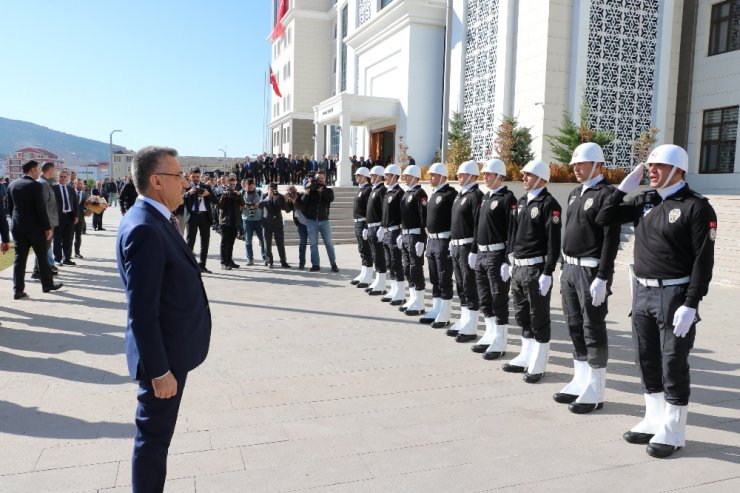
[386,225,401,232]
[563,254,599,268]
[402,228,421,235]
[512,256,544,266]
[451,237,474,246]
[367,222,381,228]
[429,232,451,239]
[354,218,366,223]
[479,243,505,252]
[635,276,690,288]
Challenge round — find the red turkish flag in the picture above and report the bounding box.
[271,0,287,42]
[269,67,282,97]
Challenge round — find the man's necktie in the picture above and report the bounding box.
[170,214,181,234]
[61,185,69,212]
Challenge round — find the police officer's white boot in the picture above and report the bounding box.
[472,317,497,353]
[623,392,666,445]
[553,360,589,404]
[523,341,549,383]
[431,299,452,328]
[368,272,387,296]
[406,289,425,316]
[502,337,533,373]
[569,366,606,414]
[483,323,508,360]
[446,306,468,337]
[351,266,365,285]
[390,281,406,306]
[647,403,687,458]
[420,297,441,324]
[400,289,415,312]
[381,280,396,302]
[456,310,479,343]
[357,266,374,288]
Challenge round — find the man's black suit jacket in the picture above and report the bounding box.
[53,183,79,222]
[183,184,215,225]
[7,176,51,236]
[75,189,87,221]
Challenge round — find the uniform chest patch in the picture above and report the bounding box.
[358,191,362,198]
[421,198,427,206]
[668,209,681,223]
[461,197,467,205]
[490,200,498,210]
[584,198,594,211]
[709,221,717,241]
[552,210,561,224]
[436,196,442,204]
[643,204,654,216]
[530,207,539,219]
[387,196,393,203]
[371,192,376,199]
[407,195,413,203]
[569,196,576,206]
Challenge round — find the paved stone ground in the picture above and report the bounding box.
[1,207,739,492]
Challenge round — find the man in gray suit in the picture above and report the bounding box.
[33,162,59,279]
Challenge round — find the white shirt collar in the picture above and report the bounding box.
[461,182,476,193]
[657,180,686,200]
[137,196,172,220]
[434,182,447,193]
[488,185,504,195]
[580,174,604,196]
[527,186,545,202]
[387,182,399,190]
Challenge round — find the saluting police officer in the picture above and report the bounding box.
[397,165,428,316]
[595,144,716,459]
[471,159,517,359]
[447,160,484,343]
[554,143,621,414]
[351,167,374,288]
[364,166,388,295]
[380,164,406,306]
[503,159,561,383]
[419,163,458,328]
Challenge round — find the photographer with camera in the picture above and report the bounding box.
[240,179,266,266]
[299,170,338,272]
[285,185,309,270]
[260,182,290,268]
[184,167,214,273]
[217,173,242,270]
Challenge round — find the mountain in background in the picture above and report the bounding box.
[0,116,125,165]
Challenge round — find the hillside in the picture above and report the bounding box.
[0,117,124,165]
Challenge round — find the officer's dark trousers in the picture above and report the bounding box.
[13,231,54,294]
[263,219,286,265]
[475,250,510,324]
[383,229,404,281]
[401,233,425,290]
[560,263,610,367]
[426,237,453,299]
[631,282,695,406]
[511,263,551,342]
[186,213,211,267]
[220,225,237,265]
[354,221,373,267]
[369,226,386,273]
[451,243,479,310]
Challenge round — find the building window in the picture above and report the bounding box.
[381,0,394,8]
[340,5,348,92]
[709,0,740,56]
[700,106,738,173]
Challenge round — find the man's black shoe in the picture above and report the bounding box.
[14,292,28,300]
[98,228,106,231]
[264,260,270,266]
[456,334,477,343]
[51,267,59,275]
[200,266,212,274]
[646,443,680,458]
[502,363,527,373]
[523,372,544,384]
[281,262,291,268]
[471,344,487,353]
[42,283,63,293]
[623,431,654,444]
[74,253,84,259]
[31,273,41,281]
[446,329,459,337]
[351,279,360,285]
[309,265,320,272]
[430,320,450,328]
[229,262,240,269]
[330,264,339,272]
[482,351,505,360]
[553,392,579,404]
[62,260,76,266]
[569,402,603,414]
[298,264,306,270]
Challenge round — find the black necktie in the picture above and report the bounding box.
[61,185,69,212]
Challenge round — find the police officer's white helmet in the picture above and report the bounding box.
[384,164,402,176]
[457,160,480,176]
[428,162,448,176]
[355,166,370,178]
[646,144,689,172]
[521,159,551,181]
[570,142,605,165]
[403,165,422,178]
[369,165,386,176]
[481,159,506,176]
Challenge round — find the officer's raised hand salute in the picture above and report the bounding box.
[595,144,717,459]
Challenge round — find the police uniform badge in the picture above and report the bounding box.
[358,191,362,198]
[490,200,498,210]
[530,207,539,219]
[668,209,681,223]
[552,210,561,224]
[584,198,593,211]
[407,195,413,203]
[709,221,717,241]
[388,196,393,203]
[461,197,467,205]
[436,196,442,204]
[371,192,376,199]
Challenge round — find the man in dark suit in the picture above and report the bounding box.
[52,169,79,265]
[116,146,211,492]
[73,178,87,258]
[7,160,63,299]
[0,181,9,255]
[183,167,214,273]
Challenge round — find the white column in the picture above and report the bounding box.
[314,121,325,160]
[569,0,591,116]
[337,113,353,186]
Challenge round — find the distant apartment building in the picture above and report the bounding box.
[2,147,65,180]
[110,150,135,180]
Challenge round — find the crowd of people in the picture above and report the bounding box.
[346,143,716,460]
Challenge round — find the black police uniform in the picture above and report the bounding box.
[400,184,428,292]
[424,184,458,305]
[381,183,405,284]
[365,183,387,274]
[475,186,517,325]
[353,182,373,269]
[450,183,484,313]
[595,183,716,406]
[508,188,561,343]
[560,178,621,368]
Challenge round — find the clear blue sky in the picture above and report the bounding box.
[0,0,272,158]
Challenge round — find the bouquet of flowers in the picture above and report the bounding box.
[85,195,109,215]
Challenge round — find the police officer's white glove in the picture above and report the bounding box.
[559,269,563,283]
[467,252,477,270]
[538,274,552,296]
[415,241,425,257]
[362,228,369,241]
[672,306,696,338]
[590,277,607,307]
[396,234,403,250]
[617,162,646,193]
[500,263,511,282]
[448,242,453,256]
[376,226,386,241]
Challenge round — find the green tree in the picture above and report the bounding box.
[446,111,472,177]
[546,97,614,165]
[494,115,534,167]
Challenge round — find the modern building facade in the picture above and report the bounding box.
[2,147,65,180]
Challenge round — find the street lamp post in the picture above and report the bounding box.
[109,129,122,180]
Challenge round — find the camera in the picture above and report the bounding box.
[194,184,205,195]
[306,173,321,192]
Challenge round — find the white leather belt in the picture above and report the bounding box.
[635,276,690,287]
[386,225,401,232]
[402,228,421,235]
[451,237,474,246]
[428,232,451,239]
[479,243,505,252]
[367,222,381,228]
[512,256,544,266]
[563,254,599,268]
[354,218,366,223]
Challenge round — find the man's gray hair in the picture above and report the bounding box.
[132,146,178,194]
